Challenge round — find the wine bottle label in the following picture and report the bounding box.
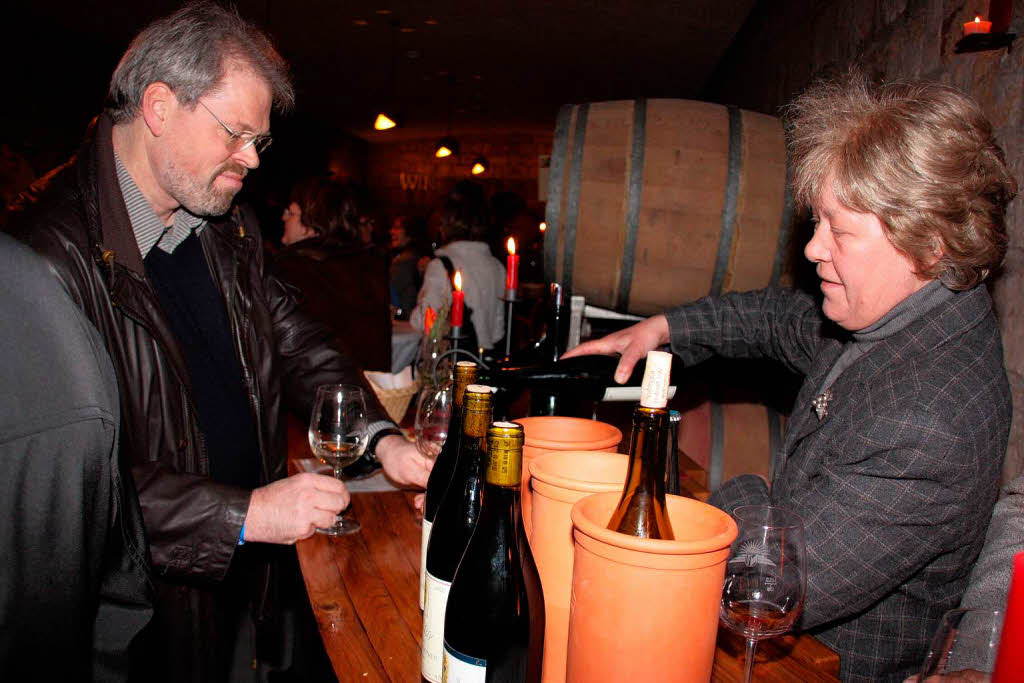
[419,519,432,610]
[422,571,452,682]
[442,643,486,682]
[640,350,672,408]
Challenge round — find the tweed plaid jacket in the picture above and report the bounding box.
[667,286,1011,682]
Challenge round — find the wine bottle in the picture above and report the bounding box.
[421,361,479,609]
[606,350,675,539]
[422,384,495,683]
[486,352,652,417]
[443,421,544,682]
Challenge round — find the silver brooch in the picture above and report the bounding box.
[811,389,833,421]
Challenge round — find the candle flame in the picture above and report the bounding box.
[507,237,516,255]
[539,221,547,232]
[454,270,463,291]
[974,15,982,22]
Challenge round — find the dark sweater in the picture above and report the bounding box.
[144,232,260,489]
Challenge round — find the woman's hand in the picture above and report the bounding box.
[561,314,670,384]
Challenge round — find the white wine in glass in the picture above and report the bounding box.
[309,384,368,535]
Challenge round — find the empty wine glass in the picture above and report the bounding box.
[916,608,1003,682]
[308,384,368,535]
[720,505,807,683]
[414,382,452,461]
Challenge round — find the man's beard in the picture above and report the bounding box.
[161,159,246,217]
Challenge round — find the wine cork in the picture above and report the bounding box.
[640,351,672,408]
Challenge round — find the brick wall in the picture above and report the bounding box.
[705,0,1024,480]
[365,131,553,220]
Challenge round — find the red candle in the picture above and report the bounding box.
[451,270,465,327]
[993,552,1024,682]
[505,237,519,291]
[963,15,992,35]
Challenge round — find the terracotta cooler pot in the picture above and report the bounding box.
[518,416,622,537]
[530,451,630,683]
[566,492,737,683]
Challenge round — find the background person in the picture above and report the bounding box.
[271,176,391,371]
[565,77,1017,681]
[409,180,506,352]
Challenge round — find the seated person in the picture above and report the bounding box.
[566,77,1017,681]
[271,177,391,371]
[410,181,506,352]
[390,215,430,320]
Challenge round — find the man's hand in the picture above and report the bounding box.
[561,314,670,384]
[243,473,349,544]
[376,435,432,511]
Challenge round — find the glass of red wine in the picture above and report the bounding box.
[720,505,807,683]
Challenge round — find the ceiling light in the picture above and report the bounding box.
[470,156,489,175]
[435,136,459,158]
[374,112,398,130]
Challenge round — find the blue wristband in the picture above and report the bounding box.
[238,523,246,545]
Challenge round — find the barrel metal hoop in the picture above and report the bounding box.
[711,106,743,297]
[562,103,590,291]
[544,104,574,285]
[709,400,725,492]
[616,98,647,312]
[770,166,795,287]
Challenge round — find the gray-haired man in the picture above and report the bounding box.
[6,3,429,679]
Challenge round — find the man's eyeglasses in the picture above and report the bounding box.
[197,100,272,155]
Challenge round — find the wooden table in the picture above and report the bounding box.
[292,486,840,682]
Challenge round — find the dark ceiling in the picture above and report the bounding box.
[5,0,758,150]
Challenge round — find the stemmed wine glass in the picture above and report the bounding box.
[308,384,369,535]
[414,381,452,461]
[720,505,807,683]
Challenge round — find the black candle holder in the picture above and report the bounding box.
[955,31,1016,54]
[501,289,519,357]
[448,324,469,354]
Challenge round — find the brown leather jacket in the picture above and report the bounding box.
[5,114,391,678]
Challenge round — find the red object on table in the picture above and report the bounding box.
[451,271,465,327]
[993,552,1024,682]
[505,237,519,291]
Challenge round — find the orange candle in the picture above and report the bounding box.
[963,15,992,35]
[451,270,465,327]
[505,237,519,292]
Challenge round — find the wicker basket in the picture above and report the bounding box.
[364,373,419,424]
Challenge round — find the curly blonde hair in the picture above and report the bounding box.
[785,76,1017,289]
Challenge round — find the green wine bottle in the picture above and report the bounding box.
[422,384,494,682]
[421,361,478,609]
[443,421,544,682]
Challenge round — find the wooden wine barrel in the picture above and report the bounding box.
[544,99,794,316]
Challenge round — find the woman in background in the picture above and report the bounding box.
[272,177,391,371]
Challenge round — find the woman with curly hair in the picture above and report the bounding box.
[566,77,1017,681]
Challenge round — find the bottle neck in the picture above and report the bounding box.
[625,406,669,493]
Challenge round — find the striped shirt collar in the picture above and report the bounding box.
[114,153,206,258]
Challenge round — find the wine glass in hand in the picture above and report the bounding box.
[720,505,807,683]
[414,382,452,461]
[309,384,368,535]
